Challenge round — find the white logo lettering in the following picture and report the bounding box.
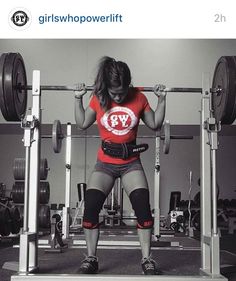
[110,115,119,127]
[118,115,129,127]
[101,107,137,136]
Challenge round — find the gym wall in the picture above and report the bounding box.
[0,39,236,216]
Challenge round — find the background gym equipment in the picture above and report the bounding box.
[103,178,122,227]
[71,183,86,229]
[0,205,21,236]
[0,53,236,125]
[15,204,51,229]
[48,120,194,241]
[0,52,235,281]
[45,213,68,253]
[0,182,21,237]
[0,53,27,122]
[10,156,51,231]
[50,119,192,154]
[211,56,236,124]
[12,181,50,205]
[13,158,49,180]
[0,187,22,236]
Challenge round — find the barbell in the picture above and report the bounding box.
[49,119,193,154]
[0,52,236,124]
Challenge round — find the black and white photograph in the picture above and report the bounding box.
[0,38,236,281]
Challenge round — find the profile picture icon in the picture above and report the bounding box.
[9,8,31,30]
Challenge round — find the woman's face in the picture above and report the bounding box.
[108,86,129,104]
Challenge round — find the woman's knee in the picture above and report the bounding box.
[129,188,153,229]
[83,189,107,229]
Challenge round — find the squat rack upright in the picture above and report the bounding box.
[11,70,226,281]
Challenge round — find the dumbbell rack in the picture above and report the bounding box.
[11,70,227,281]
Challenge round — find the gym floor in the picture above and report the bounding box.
[0,232,236,281]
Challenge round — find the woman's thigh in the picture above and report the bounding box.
[121,169,149,197]
[87,170,115,196]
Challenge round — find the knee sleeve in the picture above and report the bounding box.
[129,188,153,229]
[83,189,106,229]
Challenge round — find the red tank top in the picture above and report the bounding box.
[89,88,151,164]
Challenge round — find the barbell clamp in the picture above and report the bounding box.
[21,115,39,147]
[205,118,221,133]
[205,118,221,150]
[21,115,39,130]
[155,164,160,172]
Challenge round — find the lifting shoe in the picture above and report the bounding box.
[141,256,160,275]
[79,256,98,274]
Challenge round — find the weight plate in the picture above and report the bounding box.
[13,158,49,180]
[191,210,201,231]
[3,53,27,121]
[212,56,236,124]
[15,204,51,229]
[39,158,49,180]
[13,53,28,119]
[0,53,10,120]
[15,205,24,227]
[0,207,12,236]
[4,53,20,120]
[39,205,50,228]
[12,181,50,204]
[39,181,50,204]
[12,181,24,203]
[52,120,63,153]
[9,207,21,234]
[13,158,25,180]
[163,120,170,154]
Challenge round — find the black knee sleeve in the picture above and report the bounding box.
[83,189,106,229]
[129,188,153,229]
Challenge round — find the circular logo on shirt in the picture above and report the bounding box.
[101,107,137,136]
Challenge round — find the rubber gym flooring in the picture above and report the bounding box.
[0,233,236,281]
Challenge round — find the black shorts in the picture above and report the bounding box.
[94,159,144,179]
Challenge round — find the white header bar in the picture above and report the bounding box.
[0,0,235,38]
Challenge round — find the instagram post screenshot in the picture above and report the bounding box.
[0,1,236,281]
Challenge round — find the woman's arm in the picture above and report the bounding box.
[141,85,166,130]
[74,98,96,130]
[74,85,96,130]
